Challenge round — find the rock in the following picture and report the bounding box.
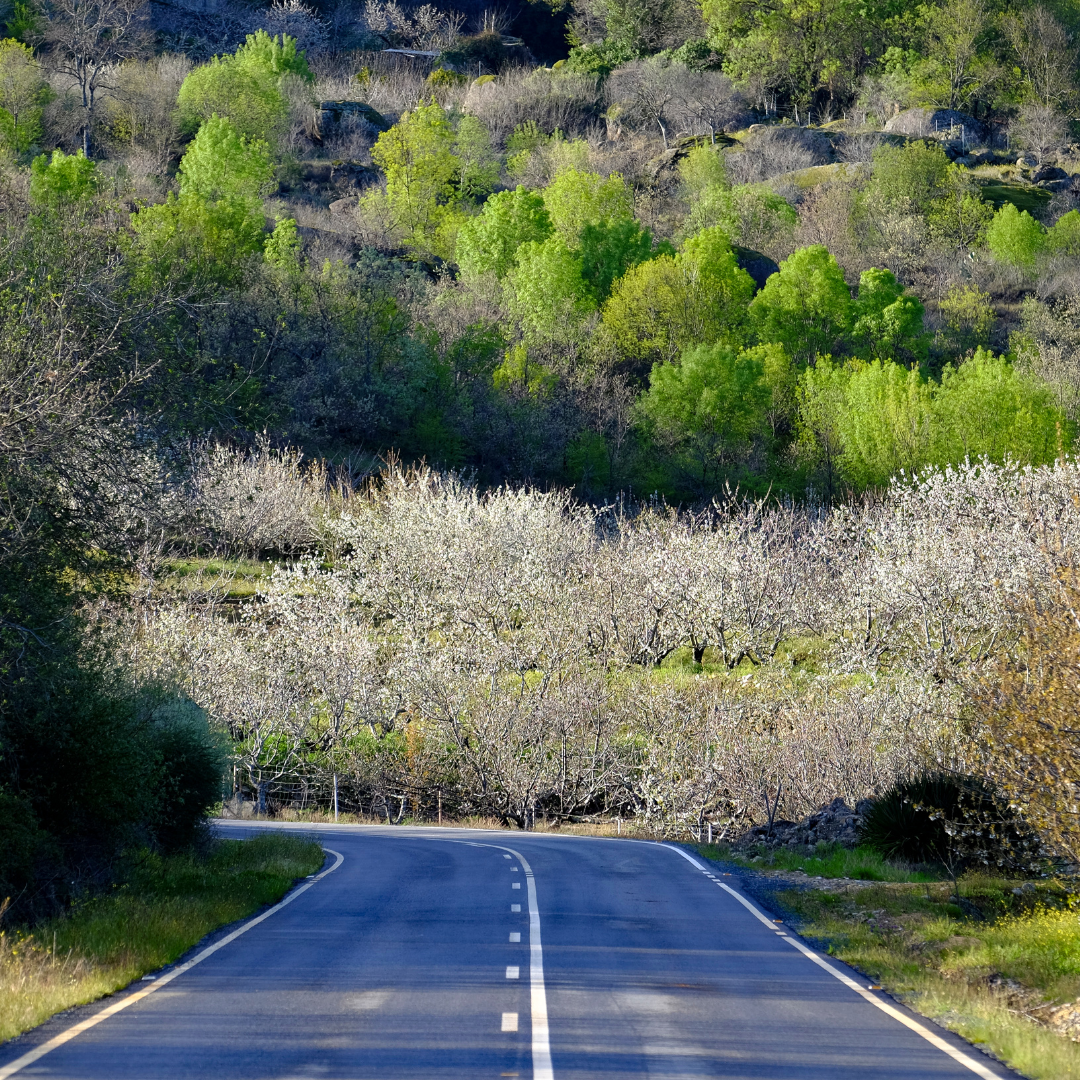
[1016,153,1037,168]
[329,196,357,215]
[884,108,987,146]
[735,796,864,849]
[1034,164,1069,183]
[316,100,389,137]
[953,154,975,166]
[733,245,779,292]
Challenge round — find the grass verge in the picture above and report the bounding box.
[696,840,942,882]
[0,832,324,1044]
[770,875,1080,1079]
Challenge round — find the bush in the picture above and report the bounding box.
[861,773,1036,871]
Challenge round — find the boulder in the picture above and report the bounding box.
[736,796,870,849]
[329,196,358,215]
[1034,164,1069,184]
[733,246,779,292]
[316,100,389,137]
[884,108,987,147]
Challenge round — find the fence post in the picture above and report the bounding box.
[333,773,339,823]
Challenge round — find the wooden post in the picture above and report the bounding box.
[437,788,442,825]
[333,773,339,822]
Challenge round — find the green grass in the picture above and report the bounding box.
[771,876,1080,1079]
[0,833,324,1043]
[696,840,943,882]
[159,557,275,599]
[975,178,1052,215]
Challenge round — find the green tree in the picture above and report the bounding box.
[932,349,1067,465]
[177,33,299,144]
[177,113,275,202]
[836,359,934,488]
[911,0,997,112]
[579,217,659,302]
[601,226,754,369]
[0,38,50,153]
[130,116,272,291]
[701,0,871,119]
[796,355,850,499]
[1047,209,1080,257]
[986,203,1045,272]
[850,267,928,365]
[639,342,772,486]
[506,235,595,346]
[29,148,99,207]
[542,168,635,243]
[365,100,463,260]
[749,245,851,366]
[453,113,500,202]
[456,187,552,280]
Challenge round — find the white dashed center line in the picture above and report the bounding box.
[503,855,511,860]
[506,966,520,979]
[512,882,521,889]
[509,932,521,942]
[502,1012,519,1032]
[511,904,521,912]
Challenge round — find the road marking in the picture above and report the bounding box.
[510,932,521,942]
[661,845,1002,1080]
[0,848,345,1080]
[511,904,521,912]
[511,867,519,871]
[512,882,521,889]
[502,1012,519,1031]
[507,966,520,979]
[503,854,512,859]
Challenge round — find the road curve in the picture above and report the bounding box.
[0,823,1019,1080]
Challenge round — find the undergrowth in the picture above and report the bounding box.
[0,832,324,1043]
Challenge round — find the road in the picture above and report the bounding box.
[0,824,1018,1080]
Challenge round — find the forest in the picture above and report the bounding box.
[4,0,1080,914]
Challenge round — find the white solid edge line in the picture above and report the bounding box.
[422,837,554,1080]
[0,847,345,1080]
[661,845,1000,1080]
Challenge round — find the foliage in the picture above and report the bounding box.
[366,100,464,260]
[750,245,851,366]
[638,342,772,484]
[987,203,1046,272]
[0,38,49,154]
[176,32,305,145]
[28,148,98,207]
[542,167,635,242]
[455,186,552,279]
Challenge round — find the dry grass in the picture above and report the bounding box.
[0,834,323,1044]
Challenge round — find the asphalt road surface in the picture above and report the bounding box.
[0,823,1021,1080]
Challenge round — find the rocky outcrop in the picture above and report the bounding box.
[885,108,987,147]
[733,246,779,292]
[736,797,871,849]
[316,100,390,138]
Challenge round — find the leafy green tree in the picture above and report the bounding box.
[455,187,552,280]
[177,113,275,202]
[0,38,50,153]
[543,168,634,243]
[453,113,500,202]
[1047,209,1080,257]
[29,148,99,207]
[264,216,301,271]
[836,359,934,488]
[932,349,1068,465]
[506,235,595,345]
[911,0,997,112]
[177,33,301,144]
[130,116,272,291]
[365,100,464,260]
[796,355,849,499]
[579,217,659,302]
[233,28,312,81]
[986,203,1045,272]
[850,267,928,365]
[600,226,754,369]
[701,0,871,119]
[749,245,851,366]
[639,342,772,486]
